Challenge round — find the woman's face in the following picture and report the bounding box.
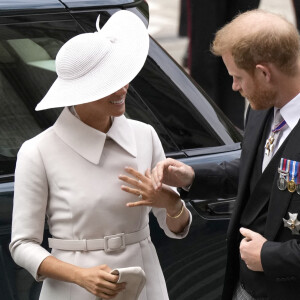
[94,84,129,117]
[76,84,129,119]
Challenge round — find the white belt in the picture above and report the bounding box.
[48,226,150,253]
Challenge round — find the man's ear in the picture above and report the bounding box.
[255,64,271,82]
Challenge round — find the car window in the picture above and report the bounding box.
[125,87,179,153]
[0,37,59,156]
[0,20,83,175]
[131,55,223,150]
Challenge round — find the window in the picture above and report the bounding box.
[0,20,83,174]
[131,56,223,151]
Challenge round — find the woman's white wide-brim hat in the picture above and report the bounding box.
[35,10,149,110]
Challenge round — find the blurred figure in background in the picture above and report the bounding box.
[293,0,300,31]
[180,0,260,130]
[179,0,188,67]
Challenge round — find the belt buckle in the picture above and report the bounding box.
[104,233,125,253]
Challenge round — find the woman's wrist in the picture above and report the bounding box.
[167,202,184,218]
[73,266,84,285]
[166,197,183,217]
[37,256,83,286]
[162,186,180,211]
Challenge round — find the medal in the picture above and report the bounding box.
[265,119,287,156]
[265,134,275,156]
[277,159,289,191]
[277,176,287,191]
[287,160,299,193]
[287,179,296,193]
[283,212,300,235]
[279,159,300,193]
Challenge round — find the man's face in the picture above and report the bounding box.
[222,52,275,110]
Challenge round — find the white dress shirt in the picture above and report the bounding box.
[262,92,300,171]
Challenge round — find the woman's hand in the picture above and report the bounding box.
[75,264,125,299]
[119,166,182,214]
[119,167,190,233]
[38,257,125,299]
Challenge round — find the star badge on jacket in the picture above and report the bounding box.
[283,213,300,235]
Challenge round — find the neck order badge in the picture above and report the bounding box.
[265,118,287,156]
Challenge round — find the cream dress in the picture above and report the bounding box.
[10,108,191,300]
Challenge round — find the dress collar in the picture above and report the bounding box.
[54,107,137,164]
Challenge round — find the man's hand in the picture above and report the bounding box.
[151,158,195,190]
[239,227,267,272]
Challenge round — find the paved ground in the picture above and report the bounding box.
[147,0,296,67]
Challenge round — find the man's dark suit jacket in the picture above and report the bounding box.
[183,109,300,299]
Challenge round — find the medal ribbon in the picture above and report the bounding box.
[281,159,300,184]
[289,160,300,184]
[272,119,286,133]
[279,158,290,175]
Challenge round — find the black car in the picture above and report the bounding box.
[0,1,242,299]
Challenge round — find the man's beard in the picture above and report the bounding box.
[244,81,276,110]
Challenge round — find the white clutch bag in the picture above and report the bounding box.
[97,267,146,300]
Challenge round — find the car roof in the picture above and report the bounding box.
[0,0,64,11]
[62,0,138,8]
[0,0,139,12]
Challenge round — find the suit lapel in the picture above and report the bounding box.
[238,109,271,194]
[240,142,286,226]
[265,118,300,240]
[228,109,271,236]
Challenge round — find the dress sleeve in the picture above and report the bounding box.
[9,140,51,281]
[148,126,192,239]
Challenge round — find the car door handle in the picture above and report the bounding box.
[189,198,236,220]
